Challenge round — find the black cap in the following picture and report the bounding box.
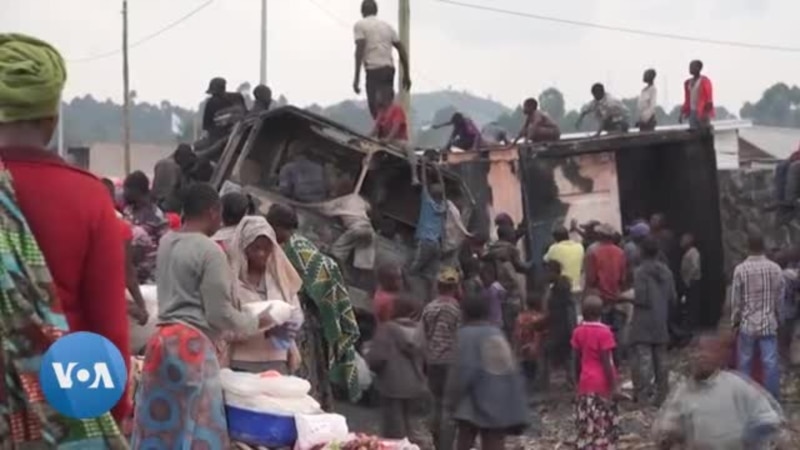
[206,77,226,95]
[253,84,272,99]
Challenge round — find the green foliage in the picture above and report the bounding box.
[62,83,793,150]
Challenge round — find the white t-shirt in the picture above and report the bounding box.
[354,16,399,70]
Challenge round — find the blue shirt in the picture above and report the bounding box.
[415,189,445,242]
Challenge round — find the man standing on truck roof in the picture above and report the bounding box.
[202,77,233,140]
[576,83,630,136]
[372,86,419,185]
[514,98,561,143]
[353,0,411,119]
[680,60,714,130]
[637,69,658,132]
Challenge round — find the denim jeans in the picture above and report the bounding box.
[737,333,780,400]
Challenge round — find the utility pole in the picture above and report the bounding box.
[57,101,65,158]
[260,0,267,85]
[398,0,410,116]
[122,0,132,176]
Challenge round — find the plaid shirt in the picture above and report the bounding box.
[421,296,462,365]
[731,255,784,336]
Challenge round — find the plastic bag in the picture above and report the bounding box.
[244,300,303,326]
[220,368,311,398]
[354,351,372,390]
[129,285,159,353]
[294,413,349,450]
[225,391,322,415]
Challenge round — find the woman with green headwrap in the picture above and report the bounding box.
[0,33,131,447]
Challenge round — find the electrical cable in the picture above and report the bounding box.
[68,0,216,63]
[436,0,800,53]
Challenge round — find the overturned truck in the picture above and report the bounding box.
[210,106,472,309]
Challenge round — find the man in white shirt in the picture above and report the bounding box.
[637,69,658,131]
[353,0,411,118]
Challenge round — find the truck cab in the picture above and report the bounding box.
[210,106,472,308]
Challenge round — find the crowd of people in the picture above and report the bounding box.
[0,10,793,450]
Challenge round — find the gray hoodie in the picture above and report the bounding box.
[630,259,676,345]
[367,318,428,399]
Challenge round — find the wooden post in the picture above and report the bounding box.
[122,0,131,176]
[398,0,410,116]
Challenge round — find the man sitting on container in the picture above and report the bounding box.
[515,98,561,143]
[371,86,419,185]
[278,146,328,203]
[576,83,630,136]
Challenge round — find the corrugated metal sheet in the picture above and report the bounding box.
[738,126,800,160]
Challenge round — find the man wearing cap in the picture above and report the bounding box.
[624,221,650,275]
[202,76,232,140]
[421,266,462,450]
[0,33,130,444]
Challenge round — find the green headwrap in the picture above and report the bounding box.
[0,34,66,123]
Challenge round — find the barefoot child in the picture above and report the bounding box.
[447,292,528,450]
[514,290,547,388]
[571,296,621,449]
[367,293,429,445]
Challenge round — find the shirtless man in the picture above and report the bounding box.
[515,98,561,143]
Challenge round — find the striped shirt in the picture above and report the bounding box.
[731,255,784,336]
[421,296,462,365]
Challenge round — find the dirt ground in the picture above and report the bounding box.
[341,355,800,449]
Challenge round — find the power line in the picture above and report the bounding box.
[68,0,216,63]
[436,0,800,53]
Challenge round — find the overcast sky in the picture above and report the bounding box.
[4,0,797,113]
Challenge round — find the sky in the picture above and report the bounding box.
[3,0,797,114]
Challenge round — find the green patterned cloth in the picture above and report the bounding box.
[283,234,362,403]
[0,33,66,123]
[0,160,127,449]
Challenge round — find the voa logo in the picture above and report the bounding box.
[40,332,127,419]
[51,362,116,389]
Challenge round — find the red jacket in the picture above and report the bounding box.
[682,75,715,119]
[0,146,131,421]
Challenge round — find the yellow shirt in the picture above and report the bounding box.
[544,240,585,292]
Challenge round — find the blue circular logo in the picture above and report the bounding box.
[39,332,127,419]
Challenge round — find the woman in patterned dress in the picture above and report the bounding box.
[131,185,273,448]
[266,204,362,410]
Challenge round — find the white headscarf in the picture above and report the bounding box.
[228,215,303,308]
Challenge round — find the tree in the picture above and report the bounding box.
[538,88,565,122]
[740,83,800,127]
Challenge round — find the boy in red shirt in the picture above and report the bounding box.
[371,87,419,185]
[680,59,714,130]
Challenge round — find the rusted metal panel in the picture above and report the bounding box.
[445,148,524,238]
[519,131,725,327]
